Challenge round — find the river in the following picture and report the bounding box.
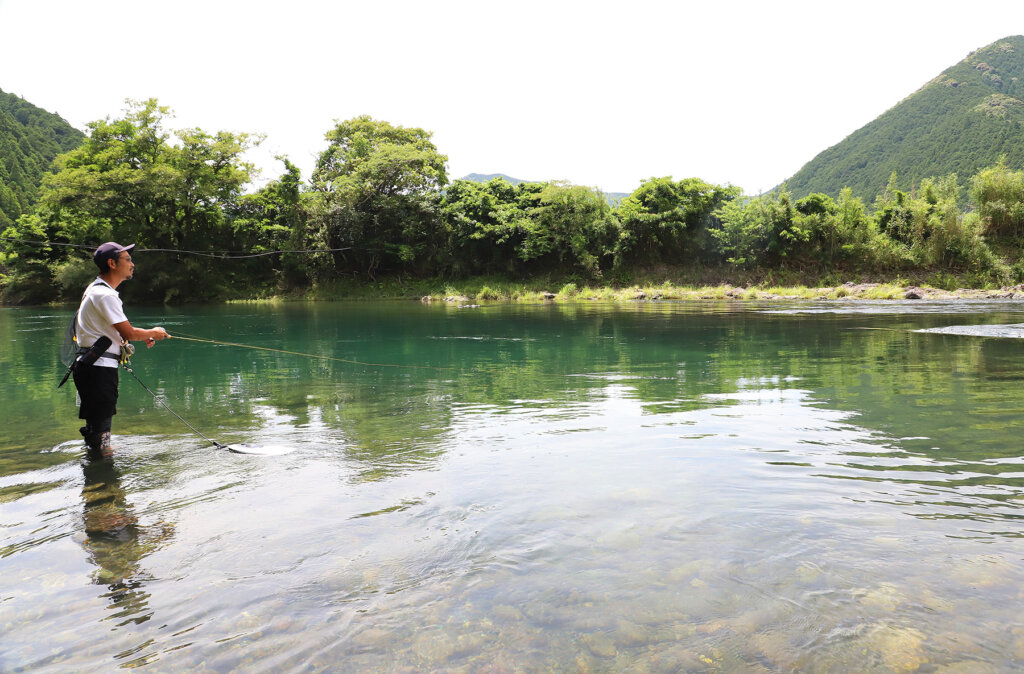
[2,300,1024,671]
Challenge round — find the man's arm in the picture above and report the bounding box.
[113,321,170,349]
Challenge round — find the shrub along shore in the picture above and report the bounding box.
[237,271,1024,304]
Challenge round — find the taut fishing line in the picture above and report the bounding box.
[115,332,455,456]
[121,356,293,456]
[172,332,456,371]
[24,234,452,454]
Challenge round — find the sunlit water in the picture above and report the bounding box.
[3,300,1024,671]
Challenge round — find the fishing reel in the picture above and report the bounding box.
[120,341,135,366]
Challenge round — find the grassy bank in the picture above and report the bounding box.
[228,268,1024,304]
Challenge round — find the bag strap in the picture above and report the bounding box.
[71,278,113,344]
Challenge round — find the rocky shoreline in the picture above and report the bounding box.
[423,282,1024,304]
[740,283,1024,301]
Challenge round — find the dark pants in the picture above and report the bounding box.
[73,363,119,436]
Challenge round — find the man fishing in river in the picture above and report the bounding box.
[71,242,170,459]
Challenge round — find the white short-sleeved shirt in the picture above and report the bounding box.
[76,278,128,368]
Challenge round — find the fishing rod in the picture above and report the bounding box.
[112,330,452,455]
[172,331,456,371]
[120,356,291,456]
[120,360,225,449]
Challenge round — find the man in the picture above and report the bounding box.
[74,242,169,459]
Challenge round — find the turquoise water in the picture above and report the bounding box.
[2,300,1024,671]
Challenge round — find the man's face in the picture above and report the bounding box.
[110,251,135,280]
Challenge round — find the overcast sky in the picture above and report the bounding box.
[1,0,1023,195]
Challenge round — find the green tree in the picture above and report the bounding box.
[831,188,876,264]
[711,189,802,266]
[911,174,999,272]
[970,157,1024,237]
[873,173,915,245]
[439,177,538,275]
[522,182,616,277]
[614,177,738,265]
[306,116,448,279]
[2,98,259,303]
[228,157,307,289]
[793,192,838,259]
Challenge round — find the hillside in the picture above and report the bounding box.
[462,172,528,186]
[0,89,85,227]
[783,36,1024,203]
[461,172,630,205]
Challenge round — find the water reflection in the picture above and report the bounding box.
[5,302,1024,670]
[80,459,172,628]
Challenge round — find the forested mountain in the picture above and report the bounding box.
[0,89,85,228]
[784,36,1024,203]
[462,172,527,185]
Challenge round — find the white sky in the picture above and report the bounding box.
[1,0,1023,195]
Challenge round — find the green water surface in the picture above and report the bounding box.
[2,300,1024,671]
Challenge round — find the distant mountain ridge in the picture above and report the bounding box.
[462,172,528,186]
[0,89,85,227]
[460,172,630,205]
[783,36,1024,203]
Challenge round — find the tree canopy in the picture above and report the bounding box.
[305,116,448,278]
[5,99,1024,304]
[2,99,259,303]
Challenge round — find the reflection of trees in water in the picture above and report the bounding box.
[80,460,174,626]
[86,304,1024,496]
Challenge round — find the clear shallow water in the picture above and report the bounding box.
[3,300,1024,671]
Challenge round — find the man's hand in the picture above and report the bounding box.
[146,327,170,349]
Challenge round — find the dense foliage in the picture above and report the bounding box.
[2,100,258,303]
[7,91,1024,304]
[305,116,448,280]
[784,36,1024,204]
[0,89,85,229]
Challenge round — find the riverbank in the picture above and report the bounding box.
[231,279,1024,304]
[421,282,1024,303]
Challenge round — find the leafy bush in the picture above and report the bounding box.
[970,157,1024,237]
[613,177,739,266]
[54,258,97,299]
[476,285,501,300]
[558,282,579,297]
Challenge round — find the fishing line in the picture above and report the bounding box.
[121,358,293,455]
[116,332,453,455]
[111,330,455,456]
[120,361,225,449]
[172,332,457,371]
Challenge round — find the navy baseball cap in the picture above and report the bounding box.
[93,241,135,270]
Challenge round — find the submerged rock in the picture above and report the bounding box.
[491,604,524,622]
[873,625,927,672]
[580,632,617,658]
[860,582,905,612]
[412,629,456,662]
[611,620,650,648]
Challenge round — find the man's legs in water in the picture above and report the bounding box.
[82,416,113,460]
